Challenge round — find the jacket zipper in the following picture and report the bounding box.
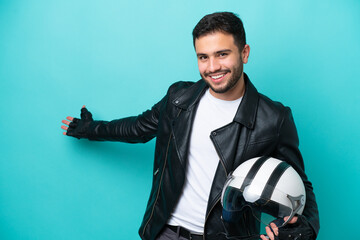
[142,109,182,237]
[203,157,228,240]
[203,198,220,240]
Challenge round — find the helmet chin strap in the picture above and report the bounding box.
[282,194,305,226]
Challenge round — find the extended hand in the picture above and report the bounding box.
[61,105,93,139]
[260,216,314,240]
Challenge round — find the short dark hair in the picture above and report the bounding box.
[192,12,246,51]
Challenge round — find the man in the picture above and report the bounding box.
[61,12,319,240]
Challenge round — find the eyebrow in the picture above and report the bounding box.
[196,49,232,57]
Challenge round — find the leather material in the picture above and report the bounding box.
[66,107,94,139]
[275,216,315,240]
[85,74,320,240]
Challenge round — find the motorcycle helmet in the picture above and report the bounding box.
[221,156,306,228]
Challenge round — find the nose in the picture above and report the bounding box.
[208,58,221,73]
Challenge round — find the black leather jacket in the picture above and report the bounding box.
[87,74,319,240]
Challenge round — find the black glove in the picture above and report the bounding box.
[66,107,93,139]
[275,216,315,240]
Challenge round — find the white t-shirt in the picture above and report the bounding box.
[167,89,242,233]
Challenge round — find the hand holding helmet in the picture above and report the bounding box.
[262,215,315,240]
[221,156,315,240]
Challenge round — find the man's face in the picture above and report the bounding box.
[195,31,249,100]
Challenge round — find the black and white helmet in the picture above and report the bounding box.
[221,156,306,227]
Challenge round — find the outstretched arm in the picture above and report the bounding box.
[61,94,165,143]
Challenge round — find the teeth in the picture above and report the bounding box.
[211,74,224,79]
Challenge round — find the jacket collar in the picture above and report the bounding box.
[234,73,259,129]
[172,73,259,129]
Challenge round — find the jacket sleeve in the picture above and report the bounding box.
[273,107,320,237]
[85,95,166,143]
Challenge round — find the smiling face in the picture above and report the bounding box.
[195,31,250,100]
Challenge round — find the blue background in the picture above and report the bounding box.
[1,0,359,239]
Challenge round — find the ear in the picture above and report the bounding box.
[241,44,250,64]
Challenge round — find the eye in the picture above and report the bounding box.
[198,55,208,61]
[219,52,228,58]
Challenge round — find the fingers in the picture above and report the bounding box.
[62,119,71,126]
[265,226,275,240]
[61,106,85,137]
[284,216,298,224]
[80,107,93,120]
[61,117,76,134]
[262,218,283,240]
[62,116,77,125]
[270,222,279,236]
[62,117,78,127]
[61,119,69,136]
